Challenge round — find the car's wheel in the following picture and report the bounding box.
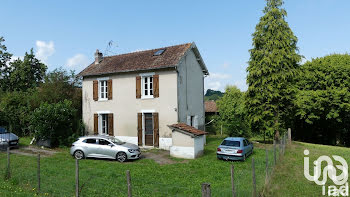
[116,152,127,162]
[74,150,84,160]
[243,154,246,161]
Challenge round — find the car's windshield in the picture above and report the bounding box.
[110,137,125,145]
[0,127,8,134]
[221,140,240,147]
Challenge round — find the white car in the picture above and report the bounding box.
[70,135,141,162]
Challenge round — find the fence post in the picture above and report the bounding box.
[231,165,236,197]
[288,128,291,145]
[126,170,132,197]
[265,148,268,185]
[252,158,257,197]
[273,143,276,165]
[37,153,40,194]
[75,159,79,197]
[201,183,211,197]
[5,146,10,180]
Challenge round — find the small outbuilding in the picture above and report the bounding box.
[168,123,207,159]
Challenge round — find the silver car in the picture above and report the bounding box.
[0,127,19,148]
[217,137,253,161]
[70,136,141,162]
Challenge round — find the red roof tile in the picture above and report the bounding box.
[205,100,218,113]
[79,43,194,77]
[168,123,207,136]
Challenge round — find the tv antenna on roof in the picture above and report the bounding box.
[104,40,118,56]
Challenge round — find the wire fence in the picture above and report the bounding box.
[0,130,291,197]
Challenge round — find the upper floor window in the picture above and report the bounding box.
[100,80,108,100]
[143,76,153,98]
[136,74,158,99]
[93,77,112,101]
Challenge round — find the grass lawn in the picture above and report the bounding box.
[265,141,350,197]
[0,136,275,197]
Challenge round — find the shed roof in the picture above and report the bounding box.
[168,123,207,137]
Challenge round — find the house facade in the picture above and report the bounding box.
[79,43,208,150]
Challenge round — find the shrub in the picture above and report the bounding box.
[29,100,77,147]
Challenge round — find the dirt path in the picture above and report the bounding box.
[141,149,188,165]
[10,146,58,157]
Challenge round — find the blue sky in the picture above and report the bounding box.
[1,0,349,91]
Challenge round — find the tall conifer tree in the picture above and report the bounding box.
[246,0,301,140]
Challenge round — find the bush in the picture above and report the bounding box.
[29,100,77,147]
[216,86,250,137]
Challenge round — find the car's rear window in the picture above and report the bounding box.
[221,140,240,147]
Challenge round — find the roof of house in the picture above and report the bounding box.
[205,100,218,113]
[78,42,208,77]
[168,123,207,137]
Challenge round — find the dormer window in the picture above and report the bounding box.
[153,49,165,56]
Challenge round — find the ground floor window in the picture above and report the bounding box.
[100,114,108,135]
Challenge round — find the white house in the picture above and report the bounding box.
[78,43,208,152]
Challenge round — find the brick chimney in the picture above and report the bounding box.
[94,49,103,64]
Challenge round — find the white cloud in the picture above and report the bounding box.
[233,80,248,92]
[66,54,90,69]
[207,81,222,91]
[35,40,55,64]
[10,56,23,62]
[208,73,231,80]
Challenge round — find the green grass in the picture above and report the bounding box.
[264,141,350,197]
[0,136,274,197]
[19,137,32,147]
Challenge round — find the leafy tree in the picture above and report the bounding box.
[29,100,78,147]
[3,49,47,91]
[216,86,250,137]
[0,37,12,89]
[294,54,350,146]
[246,0,302,140]
[0,90,38,136]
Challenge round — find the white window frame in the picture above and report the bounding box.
[140,73,154,99]
[99,114,109,135]
[140,109,155,146]
[97,110,111,136]
[98,77,109,101]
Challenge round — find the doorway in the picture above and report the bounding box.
[144,113,153,146]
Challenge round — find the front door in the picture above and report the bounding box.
[144,113,153,146]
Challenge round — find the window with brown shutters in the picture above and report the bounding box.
[153,112,159,147]
[93,80,98,101]
[136,76,141,99]
[107,79,112,100]
[94,114,98,135]
[137,113,142,145]
[108,113,114,136]
[153,75,159,98]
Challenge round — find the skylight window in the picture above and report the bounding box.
[153,49,165,56]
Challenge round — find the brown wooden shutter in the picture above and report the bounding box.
[153,75,159,98]
[136,76,141,99]
[107,79,112,100]
[93,80,98,101]
[108,113,114,136]
[153,112,159,147]
[137,113,142,146]
[94,114,98,135]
